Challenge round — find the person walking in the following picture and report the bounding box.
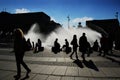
[70,35,78,59]
[79,33,88,60]
[14,28,31,79]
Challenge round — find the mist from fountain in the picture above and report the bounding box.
[25,23,101,49]
[24,23,46,44]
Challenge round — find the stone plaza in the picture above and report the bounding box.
[0,48,120,80]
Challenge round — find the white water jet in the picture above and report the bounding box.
[25,23,101,49]
[24,23,46,45]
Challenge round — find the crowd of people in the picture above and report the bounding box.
[51,33,114,60]
[24,32,114,60]
[13,28,116,79]
[21,31,115,59]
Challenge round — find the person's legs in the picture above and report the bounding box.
[16,60,21,76]
[21,61,31,71]
[98,47,103,56]
[21,60,31,77]
[81,52,85,61]
[21,54,31,78]
[70,47,75,59]
[70,52,74,59]
[14,56,21,79]
[75,52,78,59]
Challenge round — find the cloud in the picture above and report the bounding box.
[72,16,93,23]
[51,17,56,22]
[15,8,30,13]
[71,16,94,27]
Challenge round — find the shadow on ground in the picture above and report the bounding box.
[73,59,99,71]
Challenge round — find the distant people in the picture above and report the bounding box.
[13,28,31,79]
[87,41,93,56]
[38,39,41,49]
[92,40,99,52]
[62,39,71,53]
[26,38,32,50]
[108,36,113,54]
[70,35,78,59]
[98,35,109,57]
[32,41,34,49]
[52,38,61,53]
[37,39,44,51]
[34,39,44,53]
[34,43,38,53]
[79,33,88,60]
[115,39,120,50]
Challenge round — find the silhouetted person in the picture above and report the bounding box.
[115,39,120,50]
[108,36,113,54]
[34,43,38,53]
[62,39,71,53]
[79,33,88,60]
[52,38,61,53]
[38,39,41,49]
[99,35,109,57]
[92,40,99,51]
[34,39,44,53]
[37,39,44,51]
[13,28,31,79]
[70,35,78,59]
[32,41,34,49]
[26,38,32,50]
[87,41,93,56]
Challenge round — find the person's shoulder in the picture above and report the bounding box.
[80,36,83,39]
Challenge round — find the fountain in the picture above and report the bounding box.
[25,23,101,49]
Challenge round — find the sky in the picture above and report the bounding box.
[0,0,120,27]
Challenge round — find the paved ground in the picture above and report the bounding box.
[0,48,120,80]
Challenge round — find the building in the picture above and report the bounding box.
[0,11,61,43]
[86,19,120,49]
[0,11,60,34]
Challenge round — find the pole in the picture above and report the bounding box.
[67,15,70,29]
[115,12,118,19]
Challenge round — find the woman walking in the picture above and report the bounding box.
[14,28,31,79]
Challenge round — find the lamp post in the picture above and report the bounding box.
[115,12,118,19]
[67,15,70,29]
